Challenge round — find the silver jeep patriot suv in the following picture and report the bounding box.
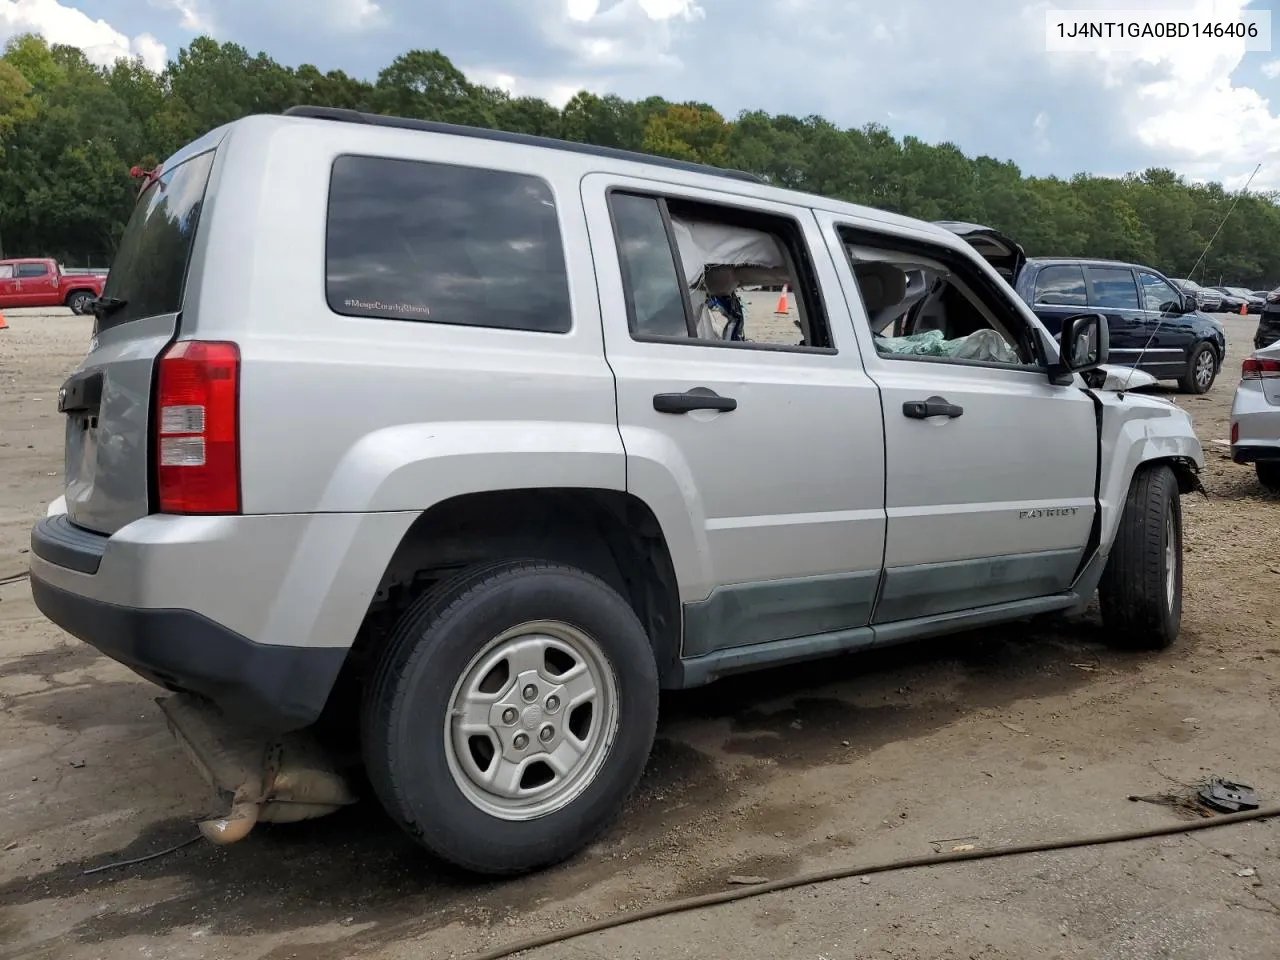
[30,106,1204,876]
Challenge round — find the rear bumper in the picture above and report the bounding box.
[1231,443,1280,464]
[28,505,419,732]
[29,574,344,732]
[1229,382,1280,464]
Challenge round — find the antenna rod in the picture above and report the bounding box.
[1121,162,1263,392]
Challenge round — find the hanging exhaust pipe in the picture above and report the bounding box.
[157,694,357,846]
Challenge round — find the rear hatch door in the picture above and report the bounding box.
[61,147,217,535]
[933,220,1027,283]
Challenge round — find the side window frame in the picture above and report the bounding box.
[605,186,837,355]
[323,153,573,335]
[17,262,49,278]
[837,224,1049,372]
[1032,263,1088,308]
[1083,265,1141,311]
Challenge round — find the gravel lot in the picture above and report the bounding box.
[1,308,1277,960]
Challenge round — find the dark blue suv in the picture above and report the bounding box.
[937,224,1228,394]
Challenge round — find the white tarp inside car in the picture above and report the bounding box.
[669,217,790,339]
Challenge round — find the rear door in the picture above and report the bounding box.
[60,147,217,534]
[582,175,886,658]
[1082,265,1147,363]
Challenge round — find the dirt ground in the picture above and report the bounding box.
[1,308,1278,960]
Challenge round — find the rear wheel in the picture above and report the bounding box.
[1178,342,1217,394]
[66,291,94,315]
[1257,462,1280,491]
[1098,464,1182,650]
[362,559,659,875]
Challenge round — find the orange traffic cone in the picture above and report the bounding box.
[774,284,790,315]
[0,311,7,330]
[1240,302,1248,316]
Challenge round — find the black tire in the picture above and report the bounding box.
[1098,464,1182,650]
[361,559,659,876]
[66,291,94,315]
[1178,342,1217,394]
[1257,462,1280,492]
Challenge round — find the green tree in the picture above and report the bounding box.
[0,34,1277,287]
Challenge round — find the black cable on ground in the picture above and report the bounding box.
[0,572,29,587]
[465,804,1280,960]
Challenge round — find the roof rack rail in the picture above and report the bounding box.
[281,105,768,185]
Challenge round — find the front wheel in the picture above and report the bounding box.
[1178,342,1217,394]
[361,559,659,876]
[1098,464,1182,650]
[1257,461,1280,491]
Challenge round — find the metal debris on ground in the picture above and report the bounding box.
[726,875,768,885]
[1198,779,1260,813]
[81,836,201,876]
[1128,778,1261,819]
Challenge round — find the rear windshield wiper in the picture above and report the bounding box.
[90,297,127,318]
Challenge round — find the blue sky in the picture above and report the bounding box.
[3,0,1279,189]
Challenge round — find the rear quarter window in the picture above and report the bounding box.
[1033,264,1087,306]
[325,155,572,334]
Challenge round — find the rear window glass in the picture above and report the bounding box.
[1033,264,1087,306]
[325,155,571,333]
[100,150,215,331]
[1084,266,1140,310]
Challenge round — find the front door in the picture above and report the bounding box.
[1135,269,1197,380]
[581,174,887,658]
[1083,264,1151,370]
[817,212,1098,621]
[15,261,57,307]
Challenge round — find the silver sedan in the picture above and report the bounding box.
[1230,340,1280,490]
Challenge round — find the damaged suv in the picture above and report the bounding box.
[30,107,1204,877]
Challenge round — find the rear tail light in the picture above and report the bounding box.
[1231,421,1239,445]
[1242,357,1280,379]
[154,340,240,514]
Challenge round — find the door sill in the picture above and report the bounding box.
[670,592,1079,689]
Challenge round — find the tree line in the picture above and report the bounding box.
[1,33,1277,288]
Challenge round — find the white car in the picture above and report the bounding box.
[28,106,1205,877]
[1230,340,1280,490]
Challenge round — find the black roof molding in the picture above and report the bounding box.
[281,105,767,185]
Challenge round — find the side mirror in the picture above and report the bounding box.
[1049,312,1109,384]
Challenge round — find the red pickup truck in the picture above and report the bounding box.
[0,259,107,315]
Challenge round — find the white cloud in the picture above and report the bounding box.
[1262,59,1280,79]
[636,0,702,20]
[329,0,383,29]
[1032,110,1050,152]
[464,65,579,108]
[150,0,214,33]
[132,32,168,72]
[1051,0,1280,189]
[0,0,168,70]
[565,0,598,21]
